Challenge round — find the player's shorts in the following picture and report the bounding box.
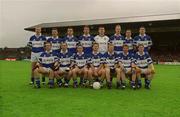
[59,67,70,72]
[124,68,132,74]
[140,68,148,74]
[42,67,52,73]
[31,52,42,62]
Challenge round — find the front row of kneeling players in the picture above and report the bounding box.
[33,41,155,89]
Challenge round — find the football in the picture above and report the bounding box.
[93,82,101,89]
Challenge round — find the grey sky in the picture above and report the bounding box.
[0,0,180,48]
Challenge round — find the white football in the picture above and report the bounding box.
[93,82,101,89]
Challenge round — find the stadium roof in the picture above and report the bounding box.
[25,13,180,30]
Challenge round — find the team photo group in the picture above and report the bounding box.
[28,24,155,90]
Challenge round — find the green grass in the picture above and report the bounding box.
[0,60,180,117]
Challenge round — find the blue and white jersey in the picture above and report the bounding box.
[133,34,152,52]
[124,37,134,53]
[79,34,94,53]
[28,35,46,53]
[47,37,64,53]
[72,52,89,68]
[38,51,58,68]
[109,34,125,54]
[103,52,118,69]
[63,35,78,54]
[90,52,104,67]
[133,52,153,69]
[118,52,133,68]
[57,50,73,68]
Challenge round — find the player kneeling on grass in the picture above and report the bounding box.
[133,44,155,89]
[89,42,106,87]
[71,44,90,88]
[104,42,120,89]
[33,42,59,88]
[118,45,136,89]
[54,42,73,87]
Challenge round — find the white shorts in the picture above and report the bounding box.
[140,68,148,74]
[59,67,70,72]
[42,67,52,72]
[124,68,131,74]
[31,52,42,62]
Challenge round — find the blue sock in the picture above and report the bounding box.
[57,79,62,84]
[145,79,151,86]
[35,78,40,87]
[49,79,54,86]
[74,80,78,85]
[137,78,142,86]
[131,81,135,86]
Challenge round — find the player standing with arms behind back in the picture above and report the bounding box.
[27,27,46,85]
[94,26,109,54]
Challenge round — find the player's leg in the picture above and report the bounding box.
[116,67,121,89]
[82,68,89,86]
[136,68,142,89]
[64,70,72,87]
[72,67,79,88]
[98,68,106,87]
[105,67,112,89]
[144,68,154,89]
[33,67,48,88]
[30,61,36,84]
[130,68,136,89]
[54,70,64,87]
[48,69,54,88]
[93,68,99,82]
[87,68,93,87]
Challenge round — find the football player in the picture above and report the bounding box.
[103,42,120,89]
[71,44,90,88]
[109,24,125,54]
[63,27,78,53]
[47,28,63,53]
[27,27,46,85]
[133,44,155,89]
[94,26,109,54]
[79,25,94,54]
[54,42,73,87]
[118,45,136,89]
[33,42,59,88]
[89,42,106,86]
[133,26,152,52]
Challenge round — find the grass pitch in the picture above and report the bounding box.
[0,60,180,117]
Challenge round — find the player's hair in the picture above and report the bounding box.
[115,24,121,28]
[52,28,58,31]
[84,25,90,29]
[123,44,129,48]
[76,42,83,48]
[67,27,73,30]
[139,26,145,29]
[126,29,131,32]
[44,41,52,46]
[98,26,105,29]
[108,42,114,46]
[61,42,67,46]
[92,42,99,46]
[138,44,144,47]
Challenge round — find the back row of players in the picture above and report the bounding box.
[28,25,155,89]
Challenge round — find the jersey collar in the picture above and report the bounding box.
[125,37,132,40]
[137,52,145,56]
[61,50,68,54]
[77,52,84,56]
